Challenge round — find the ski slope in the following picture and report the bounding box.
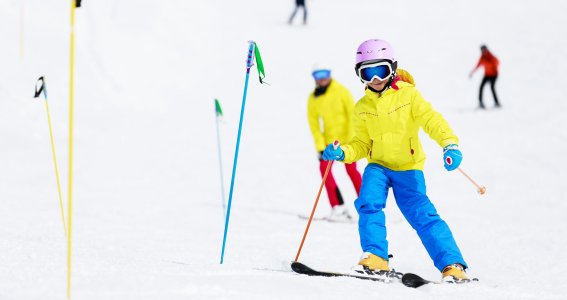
[1,0,566,299]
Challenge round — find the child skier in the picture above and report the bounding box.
[322,39,470,282]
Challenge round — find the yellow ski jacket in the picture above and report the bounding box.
[341,80,458,171]
[307,80,355,151]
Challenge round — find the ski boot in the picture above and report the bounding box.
[326,205,353,223]
[352,252,402,281]
[441,263,470,283]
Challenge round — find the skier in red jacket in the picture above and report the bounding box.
[469,45,501,109]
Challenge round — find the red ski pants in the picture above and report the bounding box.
[319,160,362,207]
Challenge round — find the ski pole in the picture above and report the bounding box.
[34,76,67,237]
[457,167,486,195]
[294,141,339,262]
[214,99,226,218]
[220,41,256,264]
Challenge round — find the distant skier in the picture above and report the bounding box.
[469,45,500,109]
[322,39,471,282]
[288,0,307,25]
[307,66,362,222]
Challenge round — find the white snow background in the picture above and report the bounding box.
[1,0,566,299]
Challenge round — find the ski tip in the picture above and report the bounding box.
[402,273,430,288]
[290,261,306,272]
[402,272,480,288]
[291,261,319,275]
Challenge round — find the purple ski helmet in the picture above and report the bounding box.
[354,39,397,76]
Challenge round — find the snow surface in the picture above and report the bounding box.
[1,0,566,299]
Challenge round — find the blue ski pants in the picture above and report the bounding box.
[354,163,467,271]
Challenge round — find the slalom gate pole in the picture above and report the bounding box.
[34,77,67,237]
[457,167,486,195]
[67,0,76,298]
[220,41,256,264]
[214,99,227,217]
[294,141,339,262]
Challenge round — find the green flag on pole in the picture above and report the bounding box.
[215,98,223,117]
[253,43,266,84]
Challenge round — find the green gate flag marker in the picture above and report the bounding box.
[215,98,223,117]
[253,44,266,84]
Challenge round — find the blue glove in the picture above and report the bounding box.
[322,143,344,161]
[443,144,462,171]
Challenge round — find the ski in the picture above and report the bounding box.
[292,262,481,288]
[297,214,327,221]
[402,273,436,288]
[297,214,355,224]
[291,261,391,283]
[402,273,479,288]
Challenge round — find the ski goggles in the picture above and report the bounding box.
[312,69,331,80]
[357,61,393,83]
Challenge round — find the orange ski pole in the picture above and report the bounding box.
[294,141,339,262]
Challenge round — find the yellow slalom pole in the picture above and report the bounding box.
[35,77,67,237]
[67,1,76,299]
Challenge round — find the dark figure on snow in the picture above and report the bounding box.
[469,45,500,109]
[288,0,307,25]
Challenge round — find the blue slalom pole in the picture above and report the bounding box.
[220,41,256,264]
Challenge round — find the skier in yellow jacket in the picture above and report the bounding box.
[307,67,362,222]
[322,39,471,282]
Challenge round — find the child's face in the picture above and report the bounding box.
[367,77,388,91]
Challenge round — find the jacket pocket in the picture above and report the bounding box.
[409,137,425,163]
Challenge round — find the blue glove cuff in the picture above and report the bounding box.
[443,144,459,151]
